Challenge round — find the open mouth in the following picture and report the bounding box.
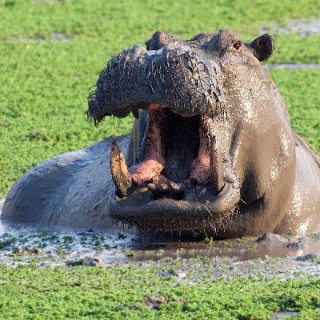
[108,103,240,232]
[87,40,241,234]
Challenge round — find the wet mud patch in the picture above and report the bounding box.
[266,64,320,70]
[7,33,72,44]
[261,19,320,36]
[0,219,320,282]
[1,198,320,280]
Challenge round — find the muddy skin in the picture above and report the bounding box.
[2,29,320,239]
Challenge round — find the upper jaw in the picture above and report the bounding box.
[87,42,226,122]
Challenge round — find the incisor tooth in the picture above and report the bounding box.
[110,139,132,197]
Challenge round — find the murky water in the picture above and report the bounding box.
[7,33,71,44]
[260,19,320,36]
[266,64,320,70]
[1,198,320,269]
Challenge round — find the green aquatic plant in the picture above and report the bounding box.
[0,0,319,198]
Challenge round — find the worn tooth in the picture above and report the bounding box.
[147,183,156,192]
[132,187,149,195]
[168,181,179,192]
[152,183,169,194]
[159,183,169,192]
[168,181,184,195]
[210,136,224,192]
[148,183,169,199]
[148,181,184,200]
[110,139,132,197]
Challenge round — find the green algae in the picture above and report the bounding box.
[0,0,320,198]
[0,264,319,319]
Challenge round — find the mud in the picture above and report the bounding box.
[260,19,320,36]
[262,19,320,71]
[8,33,71,44]
[266,64,320,70]
[1,199,320,283]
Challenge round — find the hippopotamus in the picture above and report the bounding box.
[2,29,320,239]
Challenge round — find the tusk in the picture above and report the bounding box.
[131,119,139,163]
[210,136,224,192]
[110,139,132,197]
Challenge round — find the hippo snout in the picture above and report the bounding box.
[88,37,225,122]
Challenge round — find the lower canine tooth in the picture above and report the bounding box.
[210,136,224,192]
[110,139,132,197]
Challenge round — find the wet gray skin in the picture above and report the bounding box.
[2,29,320,239]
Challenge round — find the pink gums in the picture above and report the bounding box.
[130,105,165,185]
[130,160,164,185]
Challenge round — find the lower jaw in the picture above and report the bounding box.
[109,181,240,231]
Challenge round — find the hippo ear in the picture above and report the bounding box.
[146,31,176,50]
[146,31,167,50]
[250,34,274,61]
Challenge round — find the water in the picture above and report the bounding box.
[260,19,320,37]
[1,196,320,267]
[266,64,320,70]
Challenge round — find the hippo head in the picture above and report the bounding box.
[88,29,295,238]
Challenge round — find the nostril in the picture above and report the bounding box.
[233,40,242,51]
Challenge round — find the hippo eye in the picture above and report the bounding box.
[233,40,242,51]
